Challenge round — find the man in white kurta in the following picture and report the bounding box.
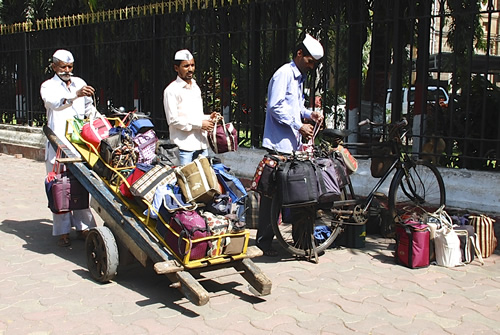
[40,49,96,247]
[163,49,216,166]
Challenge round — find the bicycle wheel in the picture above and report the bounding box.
[270,191,345,257]
[388,160,445,221]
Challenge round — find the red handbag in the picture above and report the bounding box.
[208,115,238,154]
[80,115,112,151]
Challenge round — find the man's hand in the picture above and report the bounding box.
[76,85,95,98]
[202,119,215,131]
[311,110,324,124]
[299,123,315,141]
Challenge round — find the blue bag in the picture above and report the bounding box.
[212,163,247,203]
[129,118,154,137]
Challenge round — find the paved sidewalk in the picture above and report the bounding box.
[0,153,499,335]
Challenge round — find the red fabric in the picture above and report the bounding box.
[119,168,146,199]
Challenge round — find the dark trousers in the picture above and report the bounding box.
[256,195,274,250]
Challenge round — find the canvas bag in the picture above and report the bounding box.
[468,215,497,258]
[130,164,177,203]
[133,129,158,165]
[208,114,238,154]
[335,144,358,174]
[156,139,181,167]
[430,208,463,267]
[80,115,112,151]
[212,163,247,203]
[175,155,220,204]
[314,157,344,203]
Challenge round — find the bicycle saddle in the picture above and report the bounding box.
[321,128,351,140]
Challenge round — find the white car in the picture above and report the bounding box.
[386,86,449,115]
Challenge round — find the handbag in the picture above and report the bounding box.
[156,139,180,167]
[160,210,211,262]
[69,116,86,144]
[208,114,238,154]
[314,157,344,203]
[45,148,89,214]
[395,220,430,269]
[250,154,286,198]
[119,163,154,198]
[212,163,247,203]
[175,155,221,204]
[80,115,112,151]
[129,117,154,137]
[200,210,233,257]
[133,129,158,165]
[468,215,497,258]
[429,207,463,267]
[276,158,320,207]
[335,144,358,174]
[130,164,177,203]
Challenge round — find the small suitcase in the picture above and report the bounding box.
[395,222,430,269]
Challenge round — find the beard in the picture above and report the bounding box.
[57,72,73,82]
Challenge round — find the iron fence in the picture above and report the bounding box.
[0,0,499,171]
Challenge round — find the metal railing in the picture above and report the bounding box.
[0,0,499,171]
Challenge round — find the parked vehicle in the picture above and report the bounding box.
[386,86,449,115]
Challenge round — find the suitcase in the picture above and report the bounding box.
[395,222,430,269]
[468,215,497,258]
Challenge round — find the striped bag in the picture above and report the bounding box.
[468,215,497,258]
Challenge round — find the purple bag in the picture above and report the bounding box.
[45,170,89,214]
[395,221,430,269]
[162,210,210,262]
[133,129,158,164]
[315,157,344,203]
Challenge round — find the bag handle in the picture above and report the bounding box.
[163,188,198,212]
[211,114,229,153]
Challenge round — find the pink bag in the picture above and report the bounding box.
[162,210,211,262]
[395,221,430,269]
[80,115,112,151]
[208,115,238,154]
[133,129,158,164]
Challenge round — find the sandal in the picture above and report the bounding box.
[57,234,71,247]
[76,230,89,241]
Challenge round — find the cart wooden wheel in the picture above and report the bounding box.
[85,226,119,283]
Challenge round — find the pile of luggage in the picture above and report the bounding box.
[395,206,497,269]
[69,113,249,266]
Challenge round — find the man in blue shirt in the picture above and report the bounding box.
[256,34,324,256]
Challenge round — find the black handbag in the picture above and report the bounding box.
[156,139,181,167]
[276,159,320,208]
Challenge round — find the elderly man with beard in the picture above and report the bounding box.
[40,49,97,247]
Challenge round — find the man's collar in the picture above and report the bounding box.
[175,76,195,88]
[290,61,303,79]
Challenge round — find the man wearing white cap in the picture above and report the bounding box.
[40,49,97,247]
[256,34,325,256]
[163,49,216,165]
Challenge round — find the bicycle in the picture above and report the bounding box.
[270,118,446,262]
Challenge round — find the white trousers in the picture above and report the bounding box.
[45,161,96,236]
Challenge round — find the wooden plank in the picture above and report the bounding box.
[234,258,272,297]
[174,271,210,306]
[154,260,184,274]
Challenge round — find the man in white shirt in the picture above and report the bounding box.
[40,49,97,247]
[163,49,216,166]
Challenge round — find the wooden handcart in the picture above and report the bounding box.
[44,124,271,306]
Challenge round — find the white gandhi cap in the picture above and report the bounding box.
[174,49,194,61]
[52,49,74,63]
[303,34,324,60]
